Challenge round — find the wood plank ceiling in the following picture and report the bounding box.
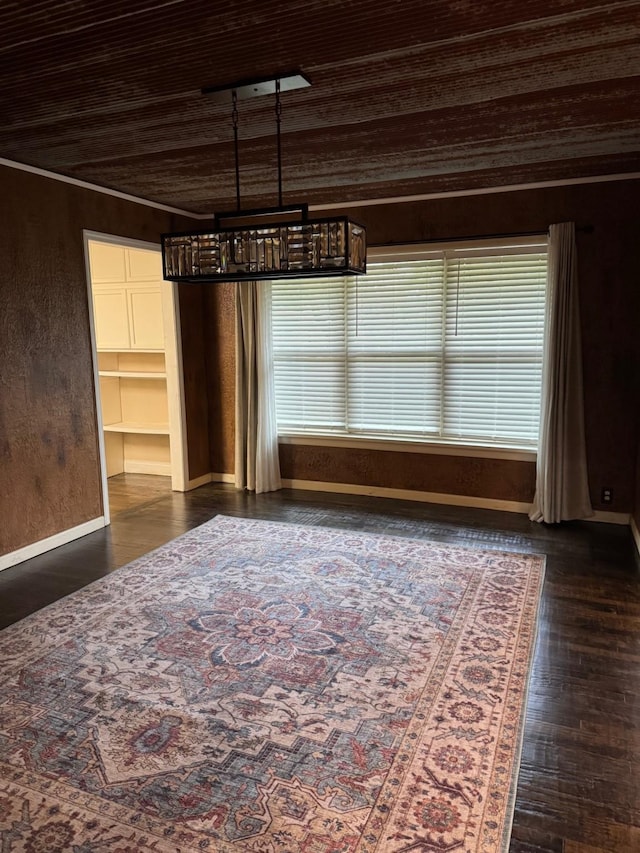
[1,0,639,214]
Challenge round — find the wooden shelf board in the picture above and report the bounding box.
[103,422,170,435]
[99,371,167,379]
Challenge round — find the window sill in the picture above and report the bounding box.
[278,433,536,462]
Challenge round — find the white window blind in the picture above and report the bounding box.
[272,239,547,449]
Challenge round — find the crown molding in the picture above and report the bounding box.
[3,156,639,219]
[0,157,204,219]
[310,171,640,211]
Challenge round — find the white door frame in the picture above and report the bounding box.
[83,230,189,521]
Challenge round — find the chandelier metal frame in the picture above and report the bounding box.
[161,72,367,283]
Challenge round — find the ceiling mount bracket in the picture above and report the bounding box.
[202,71,311,103]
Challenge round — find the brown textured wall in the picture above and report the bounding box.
[204,283,236,475]
[636,456,640,529]
[205,178,639,513]
[177,284,210,479]
[279,445,535,502]
[635,440,640,533]
[0,165,196,556]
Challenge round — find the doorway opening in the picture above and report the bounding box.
[84,233,188,521]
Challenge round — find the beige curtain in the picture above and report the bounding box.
[530,222,592,523]
[235,281,282,494]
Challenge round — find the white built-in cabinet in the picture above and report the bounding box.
[88,240,183,484]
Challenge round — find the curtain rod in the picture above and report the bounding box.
[376,225,594,248]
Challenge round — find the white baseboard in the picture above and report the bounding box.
[281,479,634,526]
[590,510,631,526]
[186,472,213,490]
[185,472,236,491]
[281,478,532,514]
[211,472,236,484]
[124,460,172,476]
[631,516,640,556]
[0,516,107,572]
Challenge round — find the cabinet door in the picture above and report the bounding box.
[93,286,131,349]
[89,242,127,283]
[127,286,165,349]
[126,247,162,281]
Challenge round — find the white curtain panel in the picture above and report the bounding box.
[530,222,593,523]
[235,281,282,494]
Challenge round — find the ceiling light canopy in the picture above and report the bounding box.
[162,72,367,284]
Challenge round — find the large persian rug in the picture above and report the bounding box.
[0,515,545,853]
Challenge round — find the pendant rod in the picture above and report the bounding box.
[231,89,241,210]
[275,78,283,207]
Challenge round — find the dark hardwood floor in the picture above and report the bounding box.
[1,473,638,852]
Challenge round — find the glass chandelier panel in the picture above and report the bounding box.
[162,217,366,282]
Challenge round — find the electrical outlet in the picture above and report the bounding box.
[601,487,612,504]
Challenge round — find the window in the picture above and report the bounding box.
[272,238,547,449]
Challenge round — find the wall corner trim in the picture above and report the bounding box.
[186,473,214,491]
[631,516,640,556]
[0,517,107,573]
[185,472,236,492]
[211,472,236,485]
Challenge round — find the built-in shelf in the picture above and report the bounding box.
[90,243,179,481]
[104,422,170,435]
[98,370,167,379]
[97,348,164,354]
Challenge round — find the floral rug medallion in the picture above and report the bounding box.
[0,515,545,852]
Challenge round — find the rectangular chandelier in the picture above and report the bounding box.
[162,211,366,282]
[161,72,367,283]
